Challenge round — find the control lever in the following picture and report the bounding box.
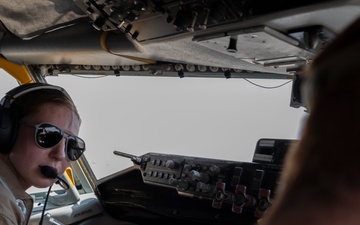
[48,168,80,206]
[113,150,142,164]
[255,189,271,218]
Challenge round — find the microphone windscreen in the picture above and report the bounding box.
[40,165,57,179]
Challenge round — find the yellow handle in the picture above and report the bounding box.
[0,56,33,84]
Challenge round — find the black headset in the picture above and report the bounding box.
[0,83,71,154]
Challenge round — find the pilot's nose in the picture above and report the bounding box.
[49,139,67,161]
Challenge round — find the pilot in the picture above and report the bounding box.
[0,83,85,225]
[261,17,360,225]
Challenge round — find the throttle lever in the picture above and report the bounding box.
[113,150,142,164]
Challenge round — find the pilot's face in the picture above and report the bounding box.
[9,102,80,190]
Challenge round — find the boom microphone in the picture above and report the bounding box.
[40,165,57,179]
[38,166,76,225]
[40,166,69,190]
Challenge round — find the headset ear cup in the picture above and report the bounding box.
[0,101,18,154]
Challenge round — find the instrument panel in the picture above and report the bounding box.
[97,140,292,225]
[137,152,280,218]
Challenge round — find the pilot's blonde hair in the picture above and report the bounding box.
[13,88,81,124]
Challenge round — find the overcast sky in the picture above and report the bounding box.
[1,69,306,179]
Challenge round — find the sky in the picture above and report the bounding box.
[1,69,306,179]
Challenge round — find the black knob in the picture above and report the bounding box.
[169,178,189,190]
[189,170,210,183]
[258,198,270,211]
[165,160,177,169]
[189,170,201,181]
[209,165,221,174]
[227,36,238,53]
[197,182,213,193]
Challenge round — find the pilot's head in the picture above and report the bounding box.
[0,83,85,189]
[262,16,360,225]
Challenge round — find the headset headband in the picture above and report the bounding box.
[2,83,71,104]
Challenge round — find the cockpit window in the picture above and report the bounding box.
[46,75,306,179]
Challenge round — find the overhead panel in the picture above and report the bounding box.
[73,0,340,41]
[194,26,314,70]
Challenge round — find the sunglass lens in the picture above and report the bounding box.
[66,136,86,161]
[36,124,63,148]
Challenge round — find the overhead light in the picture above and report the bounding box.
[233,69,243,73]
[186,64,195,72]
[122,65,130,71]
[209,66,219,72]
[142,65,150,71]
[132,65,141,71]
[197,65,207,72]
[93,65,101,70]
[102,65,111,70]
[83,65,91,70]
[174,64,184,71]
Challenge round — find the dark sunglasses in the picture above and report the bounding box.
[19,122,86,161]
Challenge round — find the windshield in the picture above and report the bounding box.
[0,70,306,180]
[41,74,306,180]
